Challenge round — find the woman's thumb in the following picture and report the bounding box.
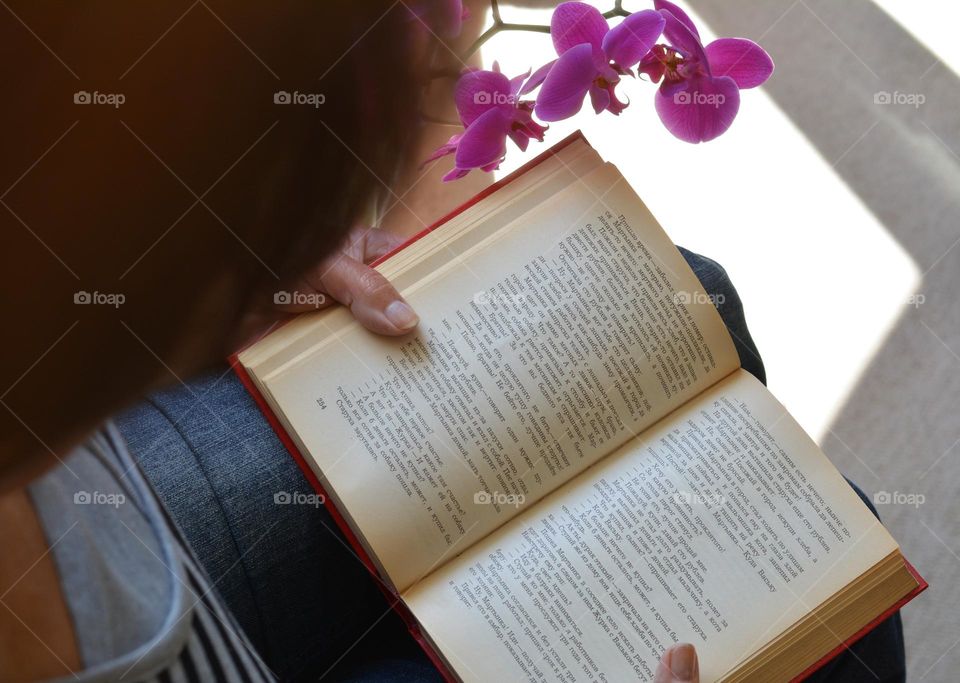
[654,643,699,683]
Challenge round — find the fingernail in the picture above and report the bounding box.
[385,300,419,330]
[670,644,696,681]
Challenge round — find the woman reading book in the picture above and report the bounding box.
[0,1,904,682]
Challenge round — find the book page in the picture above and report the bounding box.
[239,136,603,375]
[264,163,740,590]
[404,370,897,682]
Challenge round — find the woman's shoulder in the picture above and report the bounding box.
[27,425,194,681]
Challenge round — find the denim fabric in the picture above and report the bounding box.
[115,370,424,682]
[804,482,906,683]
[677,246,766,385]
[116,249,903,682]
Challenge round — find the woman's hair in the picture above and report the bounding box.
[187,1,429,323]
[226,2,428,304]
[0,1,432,483]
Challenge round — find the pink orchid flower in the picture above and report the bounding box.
[426,65,547,181]
[639,0,774,143]
[523,2,665,121]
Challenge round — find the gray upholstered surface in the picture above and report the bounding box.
[688,0,960,679]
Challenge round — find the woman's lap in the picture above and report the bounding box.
[115,249,903,682]
[115,369,433,681]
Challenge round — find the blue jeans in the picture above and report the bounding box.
[116,249,904,682]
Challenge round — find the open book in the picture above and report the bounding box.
[233,132,924,682]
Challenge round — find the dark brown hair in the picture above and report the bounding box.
[0,1,428,484]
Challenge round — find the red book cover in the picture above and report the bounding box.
[229,131,926,682]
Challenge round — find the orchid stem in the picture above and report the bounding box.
[490,0,502,25]
[462,1,631,59]
[603,0,629,19]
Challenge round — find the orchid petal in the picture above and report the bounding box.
[589,85,610,114]
[654,74,740,143]
[658,9,707,69]
[454,107,510,169]
[659,77,689,98]
[534,42,597,122]
[508,129,531,152]
[638,47,667,82]
[422,132,463,166]
[509,68,532,97]
[512,107,548,146]
[551,2,609,55]
[520,59,557,95]
[602,10,665,68]
[442,167,470,182]
[454,69,512,126]
[705,37,774,89]
[653,0,700,42]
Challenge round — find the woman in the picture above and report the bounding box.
[0,2,428,680]
[0,1,902,681]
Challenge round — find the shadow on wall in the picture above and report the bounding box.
[688,0,960,679]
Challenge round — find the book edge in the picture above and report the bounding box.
[790,557,927,682]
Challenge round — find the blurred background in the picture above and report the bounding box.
[480,1,960,678]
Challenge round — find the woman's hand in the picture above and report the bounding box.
[655,643,700,682]
[275,226,419,336]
